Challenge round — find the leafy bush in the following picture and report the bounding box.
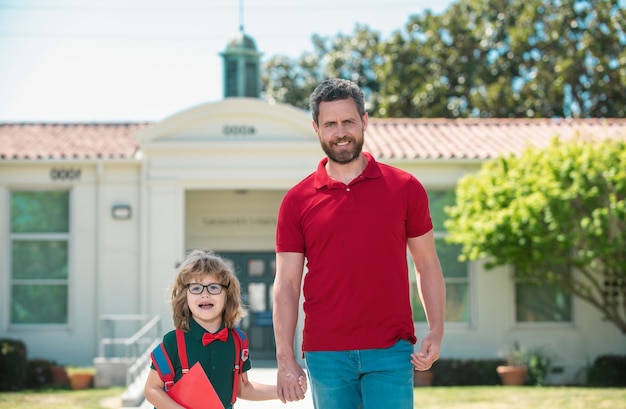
[527,347,554,386]
[431,359,504,386]
[445,137,626,335]
[25,359,56,389]
[587,355,626,387]
[0,338,27,391]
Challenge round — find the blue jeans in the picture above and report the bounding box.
[304,340,414,409]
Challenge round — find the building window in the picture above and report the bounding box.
[10,191,70,324]
[245,60,258,97]
[411,190,470,323]
[515,275,572,323]
[225,59,238,97]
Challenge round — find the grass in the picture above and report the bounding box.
[0,386,125,409]
[413,386,626,409]
[0,386,625,408]
[65,366,97,375]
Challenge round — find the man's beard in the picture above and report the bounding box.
[320,137,364,164]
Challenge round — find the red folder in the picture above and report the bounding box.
[168,362,224,409]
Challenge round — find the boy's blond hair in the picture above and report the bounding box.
[169,249,247,331]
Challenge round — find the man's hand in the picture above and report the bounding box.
[411,331,442,371]
[277,359,307,403]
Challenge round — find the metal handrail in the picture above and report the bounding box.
[96,314,163,407]
[98,314,161,359]
[125,316,161,345]
[122,339,160,407]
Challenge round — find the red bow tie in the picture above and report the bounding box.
[202,328,229,346]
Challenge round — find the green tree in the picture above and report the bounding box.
[375,10,452,118]
[444,136,626,333]
[261,53,323,110]
[262,0,626,118]
[489,0,626,117]
[314,25,384,112]
[388,0,626,118]
[261,24,383,111]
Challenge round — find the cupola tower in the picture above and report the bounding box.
[221,1,262,98]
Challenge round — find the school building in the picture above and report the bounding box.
[1,31,625,396]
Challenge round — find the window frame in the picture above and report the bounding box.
[513,268,574,329]
[8,189,72,329]
[411,189,472,330]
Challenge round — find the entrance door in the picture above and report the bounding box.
[220,252,276,360]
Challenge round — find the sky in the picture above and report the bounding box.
[0,0,454,123]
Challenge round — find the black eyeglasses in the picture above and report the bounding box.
[186,283,228,295]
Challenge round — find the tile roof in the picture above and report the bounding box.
[1,118,625,161]
[364,118,626,160]
[0,123,149,160]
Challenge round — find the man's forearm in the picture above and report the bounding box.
[273,283,300,363]
[419,265,446,335]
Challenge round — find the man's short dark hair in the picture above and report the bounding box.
[309,79,366,125]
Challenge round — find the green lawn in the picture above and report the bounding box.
[0,386,625,408]
[414,386,626,409]
[0,386,125,409]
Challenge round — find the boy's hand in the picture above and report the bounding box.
[298,375,308,394]
[277,360,307,403]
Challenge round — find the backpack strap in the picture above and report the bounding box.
[150,329,189,392]
[175,329,189,374]
[230,327,249,404]
[150,343,176,392]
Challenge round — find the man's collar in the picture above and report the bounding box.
[313,152,381,189]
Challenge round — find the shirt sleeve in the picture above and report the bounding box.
[406,176,433,238]
[276,190,306,253]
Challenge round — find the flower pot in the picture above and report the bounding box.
[414,370,434,387]
[497,365,528,386]
[51,366,70,386]
[70,373,94,390]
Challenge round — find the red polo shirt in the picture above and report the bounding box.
[276,152,433,352]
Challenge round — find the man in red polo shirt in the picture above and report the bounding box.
[273,78,446,409]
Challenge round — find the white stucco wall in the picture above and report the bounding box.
[0,161,143,365]
[1,99,624,379]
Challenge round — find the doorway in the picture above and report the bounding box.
[220,251,277,360]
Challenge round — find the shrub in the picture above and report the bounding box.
[25,359,56,389]
[587,355,626,387]
[0,338,28,391]
[431,359,504,386]
[527,346,554,386]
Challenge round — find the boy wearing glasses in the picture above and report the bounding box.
[144,249,306,408]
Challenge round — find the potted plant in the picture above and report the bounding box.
[66,366,95,390]
[413,369,434,387]
[497,342,528,386]
[527,346,554,386]
[50,363,70,386]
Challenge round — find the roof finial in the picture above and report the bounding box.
[239,0,244,33]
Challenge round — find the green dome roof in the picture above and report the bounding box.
[227,32,257,51]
